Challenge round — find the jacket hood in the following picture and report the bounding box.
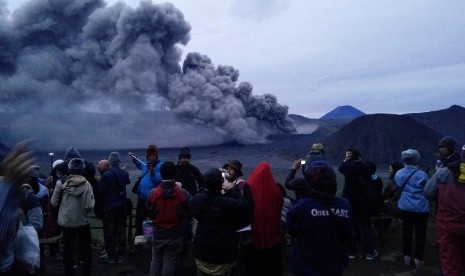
[64,147,81,162]
[159,180,178,198]
[63,175,88,197]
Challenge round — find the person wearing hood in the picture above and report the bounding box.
[189,168,251,276]
[55,147,97,186]
[51,158,95,276]
[287,161,353,275]
[96,152,130,264]
[247,162,283,276]
[146,161,191,276]
[425,144,465,275]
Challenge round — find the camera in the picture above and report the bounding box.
[48,152,55,157]
[300,160,306,165]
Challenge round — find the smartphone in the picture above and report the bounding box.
[300,160,306,165]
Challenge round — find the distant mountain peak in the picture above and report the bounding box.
[319,105,365,120]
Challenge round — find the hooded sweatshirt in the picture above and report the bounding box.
[51,174,95,227]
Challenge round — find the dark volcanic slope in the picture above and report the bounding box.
[323,113,443,167]
[405,105,465,146]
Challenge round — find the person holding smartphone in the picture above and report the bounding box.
[338,148,378,260]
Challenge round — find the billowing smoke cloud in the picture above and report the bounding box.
[0,0,295,149]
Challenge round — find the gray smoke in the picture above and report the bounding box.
[0,0,295,149]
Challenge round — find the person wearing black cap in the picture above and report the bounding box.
[51,158,95,276]
[189,168,251,276]
[96,152,130,263]
[287,161,353,275]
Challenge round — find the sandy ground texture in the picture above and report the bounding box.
[38,214,442,276]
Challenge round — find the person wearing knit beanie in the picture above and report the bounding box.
[108,152,121,167]
[437,136,461,169]
[425,144,465,274]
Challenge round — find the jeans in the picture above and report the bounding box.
[62,225,92,276]
[149,237,183,276]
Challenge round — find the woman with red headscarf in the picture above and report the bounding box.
[248,162,284,276]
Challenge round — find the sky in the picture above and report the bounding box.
[2,0,465,119]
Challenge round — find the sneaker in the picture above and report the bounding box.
[117,256,126,263]
[104,258,116,264]
[365,250,378,260]
[99,252,109,260]
[403,255,412,266]
[348,254,356,259]
[414,258,425,269]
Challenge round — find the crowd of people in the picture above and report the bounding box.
[1,136,465,276]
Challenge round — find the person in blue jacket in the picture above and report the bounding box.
[287,161,353,276]
[395,149,430,269]
[129,144,163,237]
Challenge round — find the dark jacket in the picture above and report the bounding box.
[189,189,250,264]
[285,169,309,200]
[175,163,203,196]
[287,197,353,276]
[338,160,372,219]
[97,166,130,208]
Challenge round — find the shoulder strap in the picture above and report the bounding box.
[400,169,419,189]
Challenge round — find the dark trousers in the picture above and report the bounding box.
[135,197,149,236]
[102,206,127,259]
[349,214,375,255]
[402,211,429,260]
[249,241,283,276]
[437,227,465,275]
[62,225,92,276]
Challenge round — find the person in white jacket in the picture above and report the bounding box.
[52,158,95,276]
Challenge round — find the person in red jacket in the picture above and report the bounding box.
[146,161,191,276]
[425,144,465,275]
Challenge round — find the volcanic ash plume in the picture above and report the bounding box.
[0,0,295,147]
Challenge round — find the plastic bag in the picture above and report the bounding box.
[142,219,154,239]
[15,223,40,271]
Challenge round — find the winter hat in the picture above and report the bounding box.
[438,136,457,152]
[160,161,176,180]
[178,147,191,159]
[146,144,158,158]
[30,165,40,179]
[310,143,325,154]
[52,159,64,169]
[203,168,224,191]
[64,147,81,162]
[303,161,337,197]
[223,160,243,177]
[401,149,421,165]
[68,158,85,175]
[108,151,121,166]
